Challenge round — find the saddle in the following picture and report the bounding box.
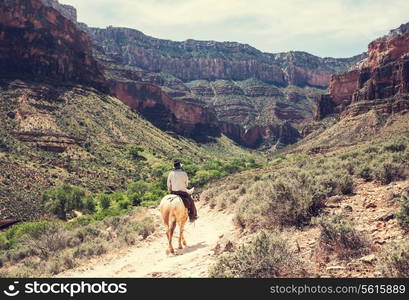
[170,191,191,209]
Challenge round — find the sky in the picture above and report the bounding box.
[61,0,409,58]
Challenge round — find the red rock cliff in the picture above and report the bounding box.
[0,0,105,88]
[220,121,300,149]
[316,25,409,120]
[111,81,221,141]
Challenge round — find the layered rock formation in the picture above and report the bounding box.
[40,0,77,23]
[3,0,369,148]
[35,0,367,148]
[316,23,409,120]
[0,0,105,88]
[220,121,300,149]
[110,81,221,141]
[0,0,222,143]
[87,26,363,88]
[84,24,369,147]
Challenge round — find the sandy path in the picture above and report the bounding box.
[59,204,237,278]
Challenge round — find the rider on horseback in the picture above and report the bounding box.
[167,160,198,222]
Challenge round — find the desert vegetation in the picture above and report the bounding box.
[0,154,260,277]
[397,191,409,231]
[207,135,409,277]
[0,208,154,277]
[209,231,302,278]
[312,213,369,259]
[378,240,409,277]
[0,83,259,222]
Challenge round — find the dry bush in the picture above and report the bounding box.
[209,231,301,278]
[397,192,409,230]
[313,213,369,259]
[21,224,76,259]
[373,161,407,185]
[235,170,326,230]
[378,240,409,277]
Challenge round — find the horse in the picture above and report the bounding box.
[159,188,194,254]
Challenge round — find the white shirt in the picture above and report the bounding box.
[167,169,189,192]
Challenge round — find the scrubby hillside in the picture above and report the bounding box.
[0,80,258,221]
[1,0,409,280]
[204,133,409,278]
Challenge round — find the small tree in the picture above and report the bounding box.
[42,184,85,220]
[127,145,146,161]
[98,193,111,210]
[126,181,150,206]
[82,195,96,214]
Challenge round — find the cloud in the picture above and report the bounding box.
[61,0,409,57]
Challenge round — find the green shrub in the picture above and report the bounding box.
[220,159,247,174]
[0,234,9,250]
[315,174,338,197]
[75,225,102,242]
[373,162,406,185]
[134,218,155,239]
[62,252,77,270]
[384,143,406,153]
[209,232,299,278]
[379,240,409,277]
[109,193,125,203]
[5,247,34,263]
[358,166,373,182]
[140,200,160,207]
[118,199,132,209]
[98,193,111,210]
[48,259,63,275]
[67,215,94,228]
[192,169,226,187]
[236,170,325,230]
[203,160,223,171]
[337,173,354,195]
[127,193,142,206]
[363,146,378,154]
[43,184,86,220]
[126,181,150,206]
[4,221,52,249]
[183,164,199,177]
[92,207,123,221]
[82,195,96,214]
[397,193,409,230]
[339,159,357,175]
[313,213,368,259]
[21,224,74,259]
[127,145,146,161]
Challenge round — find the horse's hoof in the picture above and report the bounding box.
[178,246,183,250]
[166,249,175,255]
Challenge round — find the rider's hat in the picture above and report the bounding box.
[174,160,182,169]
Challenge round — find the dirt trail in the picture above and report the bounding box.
[59,204,237,278]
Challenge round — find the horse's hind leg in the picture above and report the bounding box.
[167,220,176,254]
[180,220,187,247]
[177,221,183,249]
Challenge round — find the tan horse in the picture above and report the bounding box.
[159,188,194,254]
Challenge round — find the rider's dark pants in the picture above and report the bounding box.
[170,190,198,220]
